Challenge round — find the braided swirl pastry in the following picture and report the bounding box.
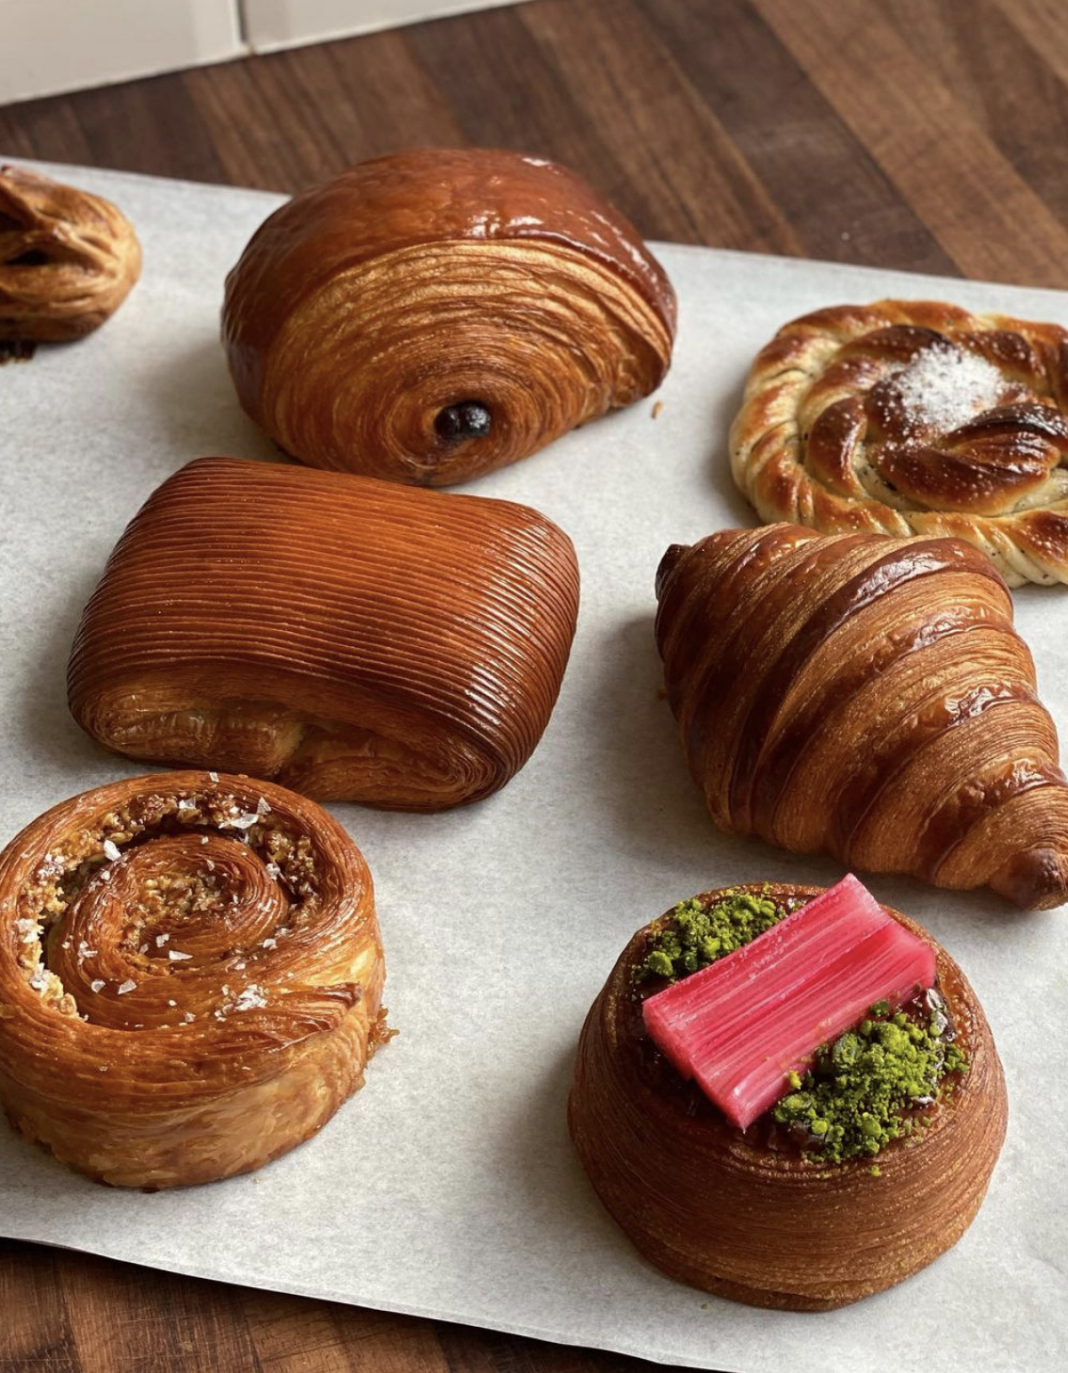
[0,772,385,1188]
[655,525,1068,909]
[222,148,676,486]
[569,883,1006,1311]
[730,300,1068,585]
[68,457,579,810]
[0,165,141,342]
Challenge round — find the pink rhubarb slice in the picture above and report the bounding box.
[641,875,936,1130]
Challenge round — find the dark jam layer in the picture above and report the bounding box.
[631,888,968,1165]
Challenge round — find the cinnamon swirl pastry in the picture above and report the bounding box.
[222,148,676,486]
[730,300,1068,585]
[569,881,1006,1310]
[0,165,141,342]
[0,772,386,1189]
[655,524,1068,908]
[67,457,580,809]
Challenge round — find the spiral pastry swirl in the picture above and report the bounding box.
[222,148,676,486]
[0,772,385,1188]
[569,884,1006,1310]
[655,525,1068,908]
[0,165,141,343]
[730,299,1068,585]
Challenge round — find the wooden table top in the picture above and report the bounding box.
[1,0,1065,1368]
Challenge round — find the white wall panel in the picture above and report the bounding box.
[0,0,245,105]
[241,0,530,53]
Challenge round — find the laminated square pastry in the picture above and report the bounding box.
[730,299,1068,586]
[569,878,1006,1310]
[0,771,386,1189]
[67,457,580,809]
[222,147,676,486]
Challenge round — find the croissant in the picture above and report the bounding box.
[67,457,580,809]
[221,148,676,486]
[569,881,1006,1310]
[730,299,1068,586]
[0,771,386,1188]
[655,524,1068,909]
[0,165,141,342]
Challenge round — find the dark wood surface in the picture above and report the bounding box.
[1,0,1065,1368]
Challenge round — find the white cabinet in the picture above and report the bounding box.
[0,0,245,105]
[242,0,531,52]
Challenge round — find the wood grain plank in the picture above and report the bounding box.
[60,1252,262,1373]
[644,0,959,274]
[887,0,1068,227]
[517,0,804,253]
[242,1293,450,1373]
[752,0,1068,284]
[0,1242,78,1373]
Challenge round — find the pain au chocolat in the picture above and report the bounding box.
[222,148,676,486]
[68,457,579,809]
[655,524,1068,909]
[730,300,1068,586]
[0,771,386,1188]
[569,882,1006,1310]
[0,165,140,342]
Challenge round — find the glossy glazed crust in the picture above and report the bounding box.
[0,166,141,342]
[67,457,580,809]
[730,299,1068,586]
[222,148,676,485]
[568,883,1007,1311]
[0,772,385,1189]
[655,524,1068,909]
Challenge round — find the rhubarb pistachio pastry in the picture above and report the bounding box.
[568,876,1006,1310]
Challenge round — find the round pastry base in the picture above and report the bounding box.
[568,882,1007,1311]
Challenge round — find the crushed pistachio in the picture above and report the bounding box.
[637,889,791,983]
[771,1001,968,1163]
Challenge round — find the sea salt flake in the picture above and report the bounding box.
[262,937,277,949]
[167,999,177,1007]
[177,799,197,812]
[15,918,37,943]
[98,1066,108,1073]
[183,1011,195,1023]
[29,966,49,992]
[117,979,137,995]
[102,839,121,862]
[265,863,281,881]
[891,344,1004,434]
[156,933,170,946]
[77,941,97,960]
[98,868,112,882]
[222,813,258,831]
[138,943,149,954]
[256,797,271,815]
[234,984,267,1011]
[208,772,219,783]
[201,836,209,845]
[234,962,246,971]
[90,980,106,993]
[168,950,193,962]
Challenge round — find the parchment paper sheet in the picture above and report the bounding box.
[0,162,1064,1373]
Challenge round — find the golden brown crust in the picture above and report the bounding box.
[0,166,141,342]
[568,882,1007,1310]
[730,299,1068,585]
[67,457,580,810]
[0,771,385,1189]
[655,524,1068,909]
[222,148,676,486]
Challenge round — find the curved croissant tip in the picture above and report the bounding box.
[655,544,690,601]
[988,846,1068,910]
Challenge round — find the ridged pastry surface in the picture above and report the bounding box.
[730,299,1068,585]
[222,147,676,485]
[568,883,1006,1310]
[68,457,580,809]
[0,165,141,342]
[0,771,385,1189]
[655,525,1068,908]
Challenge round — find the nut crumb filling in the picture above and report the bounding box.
[13,786,325,1031]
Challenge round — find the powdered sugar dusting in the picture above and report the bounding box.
[891,344,1004,433]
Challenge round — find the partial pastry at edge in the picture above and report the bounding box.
[655,523,1068,909]
[0,165,141,342]
[0,771,386,1188]
[568,880,1006,1310]
[67,457,580,809]
[730,299,1068,586]
[222,147,676,486]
